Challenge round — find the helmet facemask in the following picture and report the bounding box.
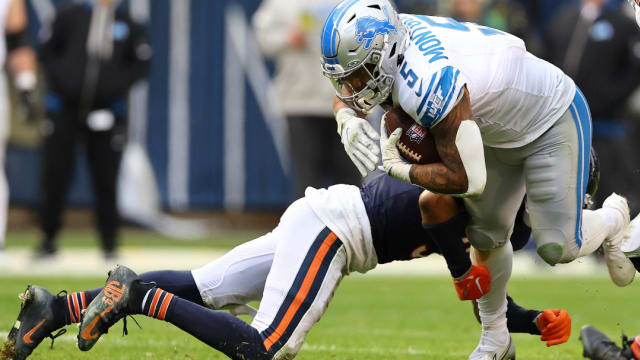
[328,50,394,113]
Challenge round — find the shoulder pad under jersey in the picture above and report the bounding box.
[394,15,467,128]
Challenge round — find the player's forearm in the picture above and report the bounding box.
[416,90,485,197]
[410,163,468,194]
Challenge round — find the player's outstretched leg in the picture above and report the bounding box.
[78,265,271,359]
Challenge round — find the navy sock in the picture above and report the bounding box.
[53,271,201,328]
[55,288,102,326]
[140,288,269,360]
[506,295,541,335]
[139,270,204,306]
[422,212,471,279]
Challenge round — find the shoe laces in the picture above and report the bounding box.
[46,329,67,349]
[121,315,142,337]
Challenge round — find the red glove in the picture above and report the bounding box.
[452,265,491,301]
[536,309,571,347]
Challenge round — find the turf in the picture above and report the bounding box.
[1,275,638,359]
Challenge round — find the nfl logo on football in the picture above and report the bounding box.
[406,124,426,144]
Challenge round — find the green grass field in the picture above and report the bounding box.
[1,275,638,359]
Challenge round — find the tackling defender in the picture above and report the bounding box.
[4,174,572,360]
[320,1,635,358]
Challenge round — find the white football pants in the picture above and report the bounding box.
[192,198,349,359]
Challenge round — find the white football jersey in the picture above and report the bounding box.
[394,14,576,148]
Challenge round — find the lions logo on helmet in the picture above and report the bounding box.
[355,15,396,50]
[320,0,407,113]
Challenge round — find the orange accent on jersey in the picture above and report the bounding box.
[148,290,163,317]
[263,232,338,351]
[157,293,174,320]
[80,292,87,309]
[23,318,46,344]
[80,307,113,340]
[67,295,76,323]
[72,294,81,321]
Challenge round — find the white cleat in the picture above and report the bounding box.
[469,334,515,360]
[622,213,640,258]
[602,193,635,287]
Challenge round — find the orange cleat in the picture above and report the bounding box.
[536,309,571,347]
[452,265,491,301]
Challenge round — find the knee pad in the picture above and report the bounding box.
[533,229,578,265]
[466,224,509,251]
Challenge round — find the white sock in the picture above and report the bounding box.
[598,207,623,233]
[472,243,512,341]
[578,210,610,257]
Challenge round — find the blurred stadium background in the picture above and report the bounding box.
[2,0,640,358]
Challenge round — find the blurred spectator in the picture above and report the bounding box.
[449,0,543,55]
[0,0,38,261]
[37,0,151,259]
[545,0,640,213]
[253,0,360,200]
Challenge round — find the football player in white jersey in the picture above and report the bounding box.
[320,1,635,358]
[0,0,38,261]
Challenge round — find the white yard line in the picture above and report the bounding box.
[0,248,608,278]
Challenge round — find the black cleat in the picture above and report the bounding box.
[580,325,630,360]
[77,265,149,351]
[2,286,66,360]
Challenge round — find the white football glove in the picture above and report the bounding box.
[380,116,412,183]
[336,108,380,177]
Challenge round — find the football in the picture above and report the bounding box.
[383,107,440,164]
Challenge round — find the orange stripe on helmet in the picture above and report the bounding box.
[80,292,86,309]
[263,232,338,351]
